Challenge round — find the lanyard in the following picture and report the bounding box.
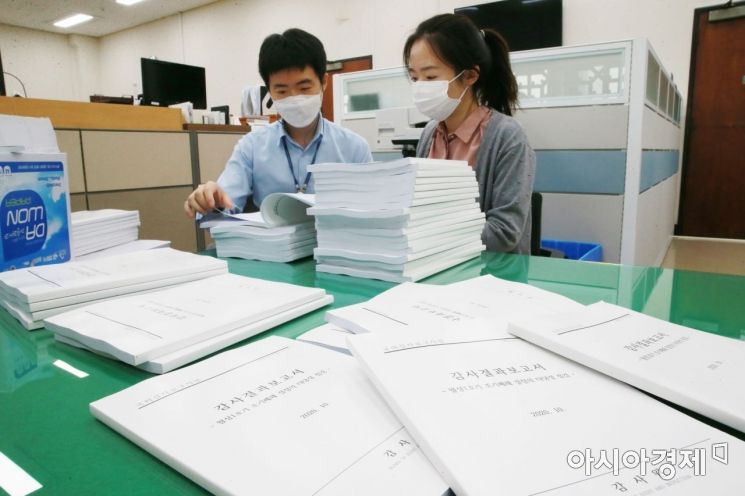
[281,136,322,193]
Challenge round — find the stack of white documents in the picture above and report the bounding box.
[201,193,316,262]
[0,248,227,330]
[71,209,140,257]
[322,276,745,494]
[348,324,745,495]
[308,158,485,282]
[89,336,448,495]
[74,239,171,261]
[46,273,333,373]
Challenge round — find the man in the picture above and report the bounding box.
[184,28,371,217]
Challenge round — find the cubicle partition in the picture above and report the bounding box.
[0,97,247,253]
[53,126,244,253]
[333,39,683,266]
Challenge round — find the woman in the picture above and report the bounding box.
[405,13,535,253]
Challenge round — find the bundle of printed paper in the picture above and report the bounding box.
[308,157,485,282]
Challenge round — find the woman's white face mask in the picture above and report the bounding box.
[274,92,322,128]
[411,70,468,122]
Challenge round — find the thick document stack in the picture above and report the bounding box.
[0,248,227,330]
[308,158,485,282]
[90,336,448,495]
[508,301,745,433]
[348,325,745,495]
[46,273,333,373]
[201,193,316,262]
[71,209,140,257]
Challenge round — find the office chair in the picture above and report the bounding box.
[531,192,544,256]
[532,191,565,258]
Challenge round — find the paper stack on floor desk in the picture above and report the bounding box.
[46,273,333,373]
[308,158,485,282]
[0,248,227,330]
[201,193,316,262]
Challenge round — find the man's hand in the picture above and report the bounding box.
[184,181,235,218]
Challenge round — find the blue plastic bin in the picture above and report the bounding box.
[540,239,603,262]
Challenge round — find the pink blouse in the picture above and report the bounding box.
[428,106,492,168]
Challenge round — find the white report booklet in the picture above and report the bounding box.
[0,248,227,304]
[199,192,315,228]
[508,300,745,433]
[316,242,484,283]
[74,239,170,261]
[90,336,448,496]
[309,157,472,175]
[44,273,328,365]
[348,325,745,496]
[326,275,584,334]
[296,323,354,354]
[70,208,139,227]
[0,269,222,331]
[309,199,477,227]
[56,295,333,373]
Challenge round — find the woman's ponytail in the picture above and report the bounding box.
[479,29,518,116]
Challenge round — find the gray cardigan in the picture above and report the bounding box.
[416,111,536,254]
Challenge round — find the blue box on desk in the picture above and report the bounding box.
[540,239,603,262]
[0,154,72,272]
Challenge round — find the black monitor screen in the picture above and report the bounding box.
[455,0,562,52]
[141,58,206,109]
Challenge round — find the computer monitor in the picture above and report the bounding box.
[141,58,207,109]
[455,0,562,52]
[0,49,6,97]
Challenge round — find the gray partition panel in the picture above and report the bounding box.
[87,186,196,252]
[56,130,86,194]
[82,131,192,191]
[197,133,244,184]
[70,193,87,212]
[535,150,627,194]
[515,105,629,150]
[640,150,679,193]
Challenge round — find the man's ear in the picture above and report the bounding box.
[321,73,329,92]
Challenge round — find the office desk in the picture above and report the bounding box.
[1,253,744,495]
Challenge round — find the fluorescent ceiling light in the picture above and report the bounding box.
[53,13,93,28]
[117,0,147,5]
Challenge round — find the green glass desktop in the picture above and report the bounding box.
[1,252,744,495]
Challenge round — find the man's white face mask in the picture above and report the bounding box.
[274,92,322,128]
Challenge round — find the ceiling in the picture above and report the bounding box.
[0,0,220,37]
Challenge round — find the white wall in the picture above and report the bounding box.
[561,0,721,99]
[96,0,439,113]
[0,24,100,101]
[1,0,725,112]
